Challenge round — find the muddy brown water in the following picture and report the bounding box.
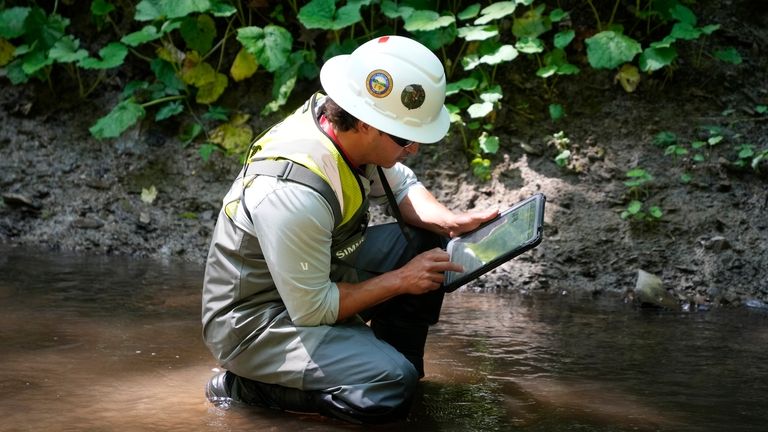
[1,245,766,432]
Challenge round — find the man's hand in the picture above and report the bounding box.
[397,248,464,295]
[448,207,499,238]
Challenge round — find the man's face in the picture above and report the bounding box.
[376,130,420,168]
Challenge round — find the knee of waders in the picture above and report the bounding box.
[315,392,413,424]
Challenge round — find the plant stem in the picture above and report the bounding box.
[141,95,187,108]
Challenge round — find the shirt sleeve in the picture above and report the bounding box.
[367,162,422,210]
[246,178,339,326]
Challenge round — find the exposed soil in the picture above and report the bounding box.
[1,1,767,310]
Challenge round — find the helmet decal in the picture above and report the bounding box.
[401,84,425,110]
[366,70,393,98]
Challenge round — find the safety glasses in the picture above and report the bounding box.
[382,131,416,149]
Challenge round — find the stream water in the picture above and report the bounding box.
[1,245,766,432]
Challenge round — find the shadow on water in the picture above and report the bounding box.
[1,245,767,431]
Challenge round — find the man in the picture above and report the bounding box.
[202,35,498,424]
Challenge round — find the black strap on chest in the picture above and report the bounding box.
[376,165,415,252]
[240,159,342,227]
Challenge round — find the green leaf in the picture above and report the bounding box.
[261,51,310,116]
[713,47,742,65]
[515,37,544,54]
[549,8,568,23]
[298,0,364,30]
[150,58,185,92]
[21,49,54,75]
[121,25,162,47]
[649,206,663,219]
[79,42,128,69]
[135,0,214,21]
[555,149,570,166]
[457,4,481,21]
[670,22,701,41]
[404,10,455,32]
[479,44,518,65]
[198,142,219,161]
[180,14,216,54]
[478,133,499,154]
[89,98,146,139]
[669,4,696,26]
[203,105,230,121]
[627,200,643,214]
[457,25,499,41]
[554,30,575,49]
[0,7,31,39]
[639,46,677,72]
[471,157,491,180]
[549,103,565,121]
[25,7,69,49]
[196,72,228,104]
[141,185,158,204]
[180,122,203,144]
[49,35,89,63]
[91,0,116,16]
[585,31,642,69]
[237,25,292,73]
[653,131,677,147]
[467,102,493,118]
[155,101,184,121]
[512,4,550,39]
[480,85,503,103]
[446,77,479,95]
[475,2,517,25]
[411,25,457,51]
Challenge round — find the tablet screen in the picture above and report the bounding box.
[444,194,545,290]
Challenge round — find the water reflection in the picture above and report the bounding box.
[1,245,766,431]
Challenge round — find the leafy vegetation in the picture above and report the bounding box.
[0,0,744,171]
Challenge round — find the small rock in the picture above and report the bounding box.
[71,217,104,229]
[701,236,731,251]
[1,193,41,211]
[633,269,679,309]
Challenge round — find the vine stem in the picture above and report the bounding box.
[141,95,186,108]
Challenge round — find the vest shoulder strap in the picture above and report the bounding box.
[241,159,342,227]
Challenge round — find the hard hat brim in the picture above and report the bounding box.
[320,55,451,144]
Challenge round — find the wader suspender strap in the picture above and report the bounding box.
[376,165,415,252]
[240,159,343,228]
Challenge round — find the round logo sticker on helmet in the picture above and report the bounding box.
[401,84,425,110]
[366,70,393,98]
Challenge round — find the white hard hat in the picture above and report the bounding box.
[320,35,450,144]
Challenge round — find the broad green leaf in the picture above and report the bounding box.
[669,4,696,26]
[0,7,31,38]
[670,22,701,40]
[713,47,741,65]
[650,35,677,49]
[91,0,116,16]
[261,51,310,116]
[480,85,503,103]
[199,142,219,161]
[180,14,216,54]
[5,59,29,84]
[230,47,258,82]
[457,4,481,21]
[475,2,517,25]
[554,30,575,49]
[411,25,457,51]
[549,104,565,121]
[25,7,68,49]
[549,8,568,22]
[150,58,185,92]
[467,101,493,118]
[649,206,663,219]
[639,46,677,72]
[446,77,479,95]
[79,42,128,69]
[196,72,228,104]
[555,149,570,166]
[457,25,498,41]
[21,49,53,75]
[404,10,455,32]
[237,25,292,73]
[700,24,719,35]
[135,0,213,21]
[461,54,482,70]
[512,4,550,38]
[557,63,579,75]
[627,200,643,214]
[536,64,557,78]
[121,25,162,47]
[515,37,544,54]
[89,98,146,139]
[49,35,89,63]
[182,54,216,86]
[653,131,676,147]
[203,105,230,121]
[155,101,184,121]
[585,31,641,69]
[209,0,238,17]
[298,0,363,30]
[380,0,414,20]
[180,122,203,144]
[479,133,499,154]
[479,44,518,65]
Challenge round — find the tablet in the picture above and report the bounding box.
[443,193,545,292]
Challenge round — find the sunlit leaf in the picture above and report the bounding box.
[614,63,640,92]
[48,35,89,63]
[639,46,677,71]
[446,77,479,95]
[457,3,481,21]
[79,42,128,69]
[478,133,499,154]
[236,25,292,72]
[230,47,258,82]
[89,98,146,139]
[135,0,214,21]
[457,25,498,41]
[468,101,493,118]
[585,31,641,69]
[404,10,455,32]
[515,37,544,54]
[474,1,517,25]
[181,54,216,86]
[298,0,364,30]
[209,113,254,153]
[141,185,158,204]
[479,44,518,65]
